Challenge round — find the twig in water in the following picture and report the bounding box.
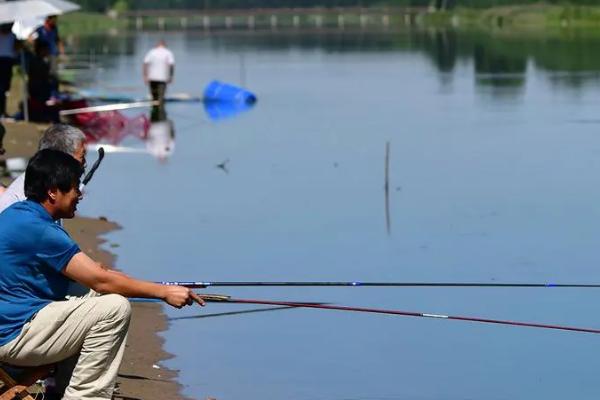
[216,159,229,174]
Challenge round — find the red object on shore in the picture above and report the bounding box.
[62,99,150,145]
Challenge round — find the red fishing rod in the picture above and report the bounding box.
[198,295,600,335]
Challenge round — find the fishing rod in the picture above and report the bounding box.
[200,294,600,335]
[80,147,105,191]
[131,294,327,306]
[60,100,159,116]
[159,280,600,289]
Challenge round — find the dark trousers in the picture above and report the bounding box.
[0,57,14,117]
[149,81,167,103]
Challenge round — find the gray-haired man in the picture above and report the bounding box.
[0,123,86,213]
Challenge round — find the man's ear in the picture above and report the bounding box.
[47,187,58,203]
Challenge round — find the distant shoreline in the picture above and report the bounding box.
[59,5,600,36]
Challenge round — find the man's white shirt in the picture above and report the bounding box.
[0,173,25,214]
[144,46,175,82]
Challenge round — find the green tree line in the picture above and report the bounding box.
[73,0,600,13]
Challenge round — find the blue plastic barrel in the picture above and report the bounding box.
[203,80,257,104]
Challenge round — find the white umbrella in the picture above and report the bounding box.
[11,17,44,40]
[0,0,80,24]
[0,0,80,121]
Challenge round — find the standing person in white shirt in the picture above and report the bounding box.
[143,40,175,103]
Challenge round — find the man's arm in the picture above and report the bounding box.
[63,252,204,308]
[169,65,174,83]
[27,27,39,44]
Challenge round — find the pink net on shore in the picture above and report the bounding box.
[64,100,150,145]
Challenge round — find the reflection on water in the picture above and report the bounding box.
[68,29,600,98]
[384,141,391,236]
[74,28,600,400]
[203,99,255,121]
[76,110,149,145]
[79,105,176,162]
[169,306,299,322]
[147,104,175,160]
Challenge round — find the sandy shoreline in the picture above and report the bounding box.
[1,121,190,400]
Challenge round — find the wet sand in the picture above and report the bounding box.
[64,217,189,400]
[1,121,189,400]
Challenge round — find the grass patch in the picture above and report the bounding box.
[421,4,600,31]
[34,6,600,35]
[59,12,126,35]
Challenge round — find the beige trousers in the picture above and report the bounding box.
[0,293,131,400]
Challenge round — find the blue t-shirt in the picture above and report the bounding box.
[35,25,60,56]
[0,200,80,346]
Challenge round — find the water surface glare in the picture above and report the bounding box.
[76,30,600,399]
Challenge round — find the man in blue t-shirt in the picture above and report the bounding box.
[0,149,204,400]
[33,15,63,83]
[35,16,61,56]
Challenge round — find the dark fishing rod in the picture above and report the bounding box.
[80,147,105,190]
[158,280,600,289]
[201,295,600,335]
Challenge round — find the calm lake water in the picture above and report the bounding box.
[72,28,600,399]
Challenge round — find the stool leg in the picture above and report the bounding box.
[0,384,36,400]
[0,366,50,400]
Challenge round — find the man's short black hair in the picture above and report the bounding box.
[25,149,83,202]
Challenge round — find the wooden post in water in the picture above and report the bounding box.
[180,17,187,29]
[247,15,255,29]
[384,141,391,236]
[239,53,246,87]
[338,14,345,29]
[158,17,165,30]
[203,15,210,30]
[360,14,368,28]
[89,48,97,75]
[293,15,300,28]
[225,16,233,29]
[270,15,278,29]
[136,16,143,30]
